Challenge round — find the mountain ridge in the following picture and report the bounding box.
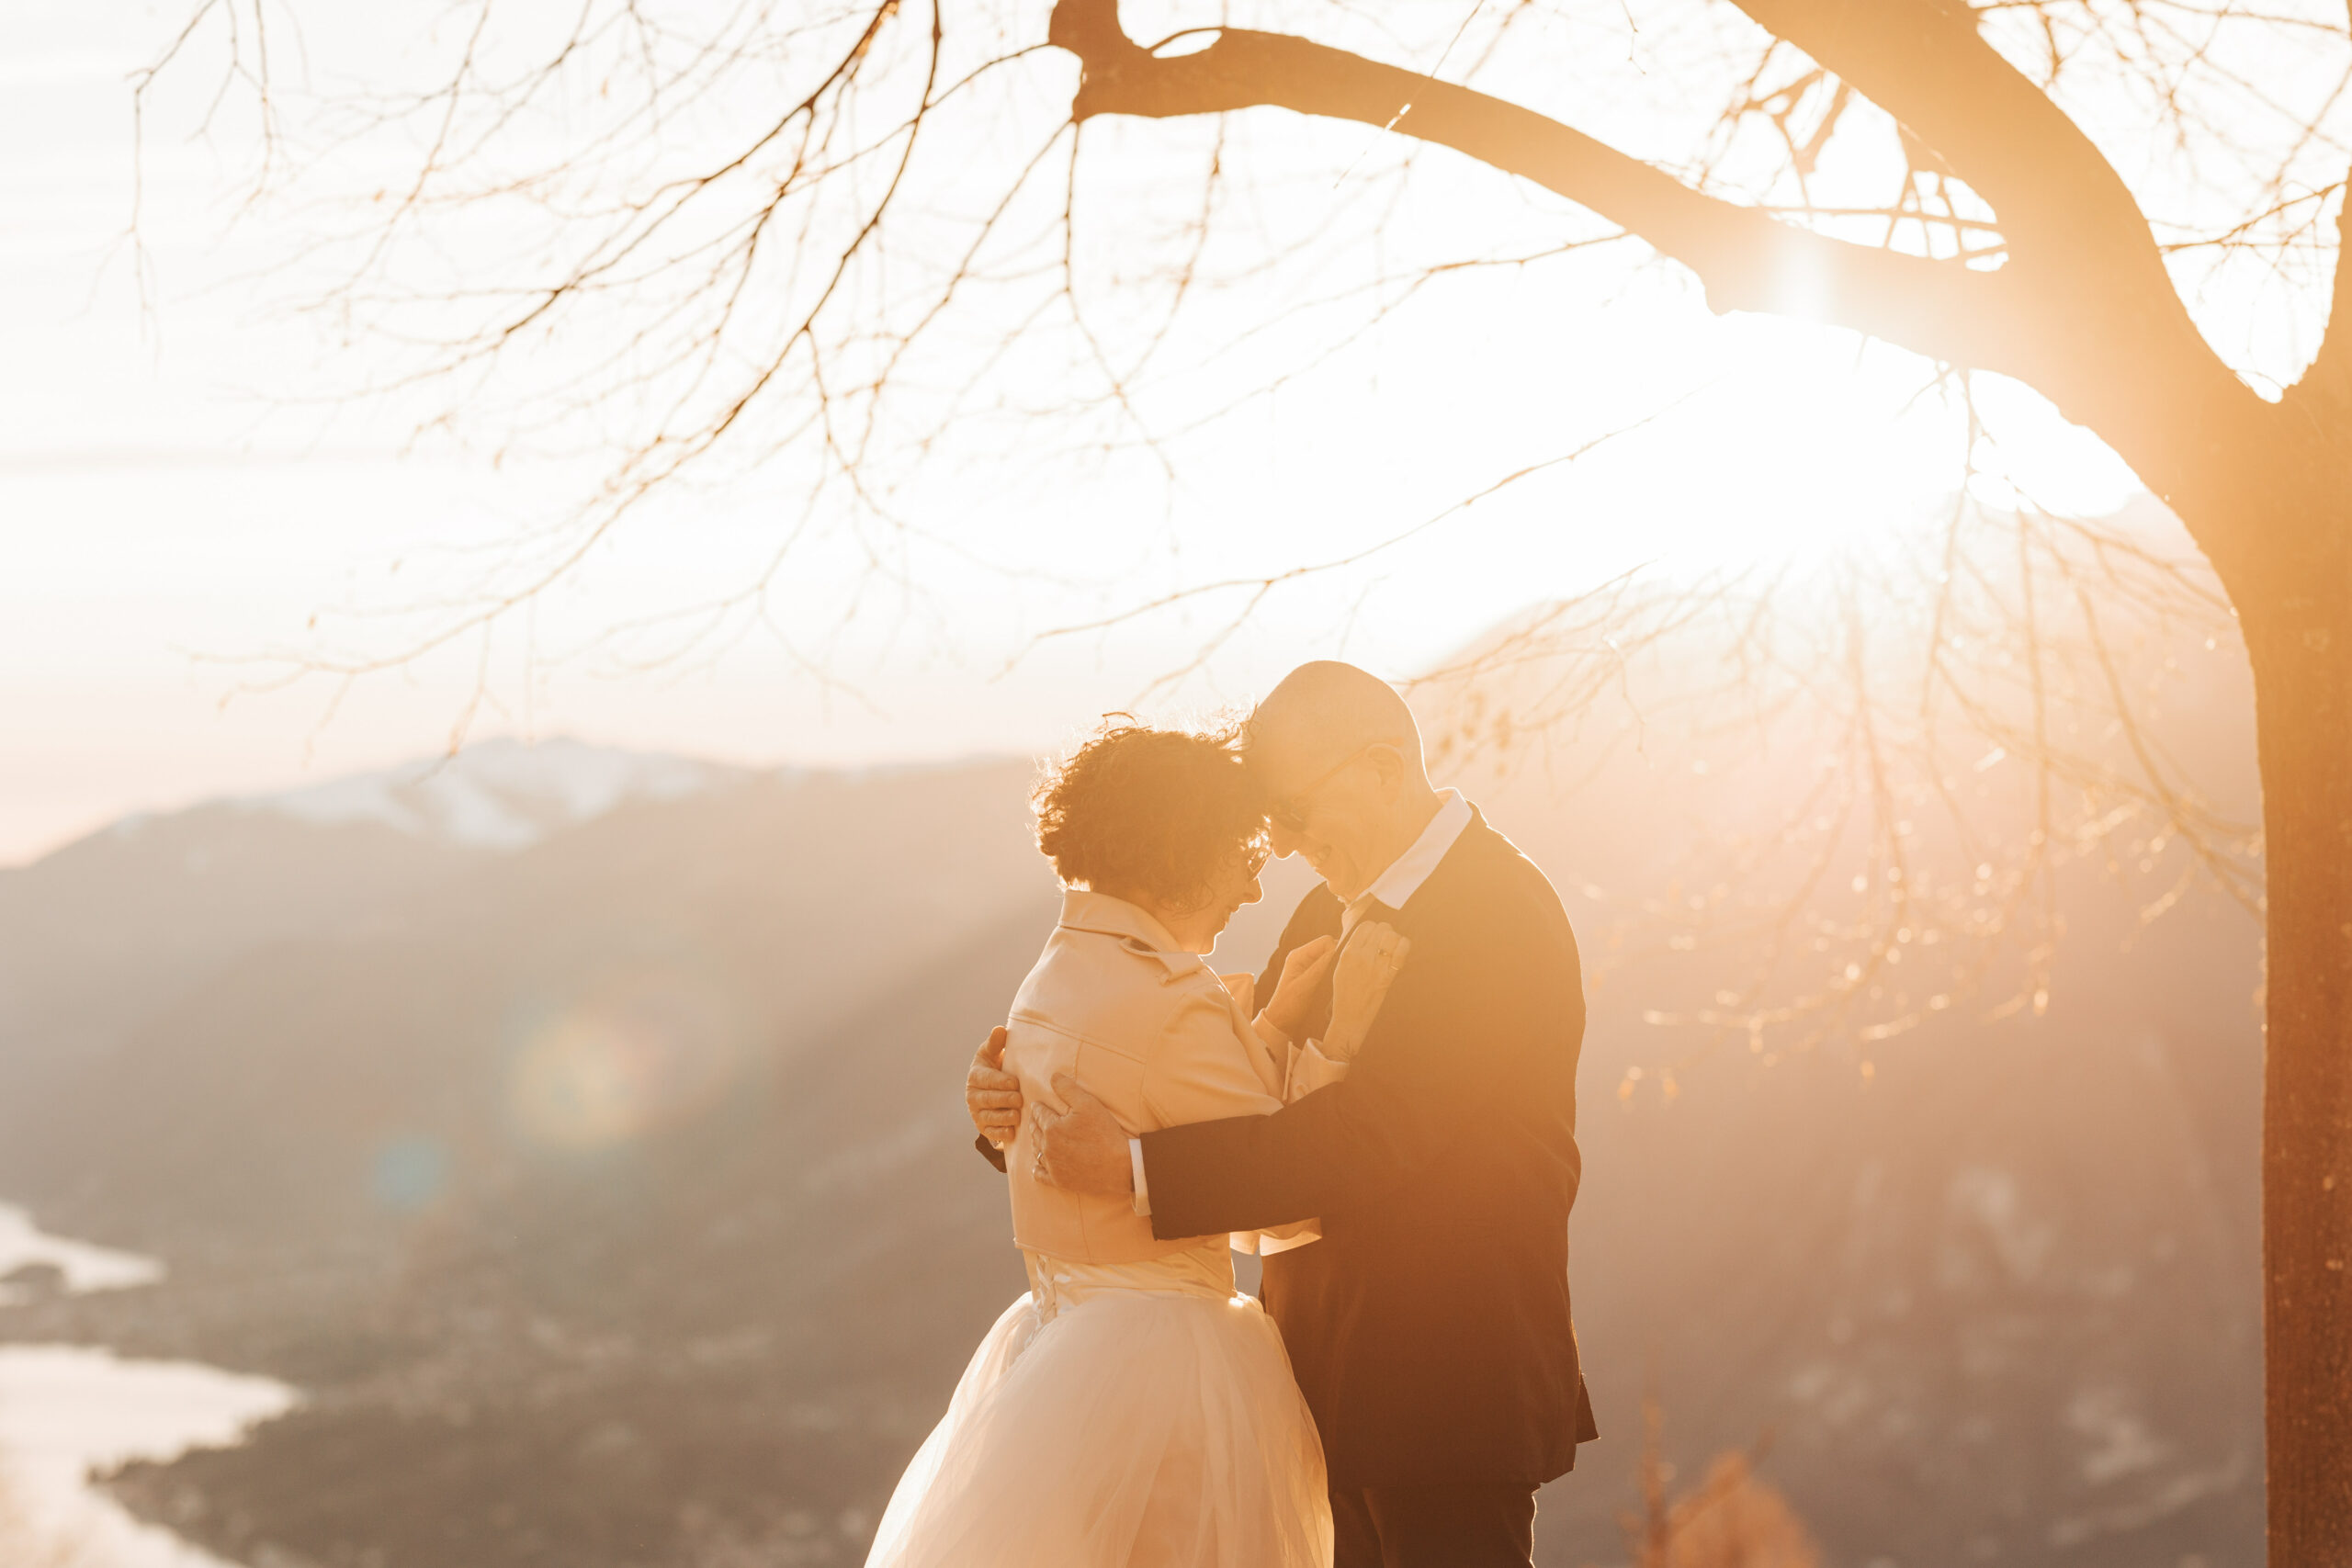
[0,712,2266,1567]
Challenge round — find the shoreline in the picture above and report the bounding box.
[0,1207,295,1568]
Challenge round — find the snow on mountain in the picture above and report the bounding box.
[244,738,754,851]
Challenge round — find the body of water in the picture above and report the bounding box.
[0,1206,164,1306]
[0,1206,294,1568]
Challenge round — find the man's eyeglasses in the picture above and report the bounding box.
[1268,745,1372,834]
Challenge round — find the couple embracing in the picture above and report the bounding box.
[866,661,1598,1568]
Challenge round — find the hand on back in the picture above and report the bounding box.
[966,1032,1141,1200]
[1028,1074,1135,1197]
[966,1027,1022,1148]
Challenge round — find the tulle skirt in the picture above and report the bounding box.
[865,1243,1332,1568]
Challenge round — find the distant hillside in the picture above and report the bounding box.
[243,737,753,850]
[0,754,1054,1252]
[0,718,2266,1568]
[1434,629,2265,1568]
[3,751,1064,1565]
[0,739,752,1083]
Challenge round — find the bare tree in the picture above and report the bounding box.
[141,0,2352,1554]
[1620,1396,1822,1568]
[1417,484,2256,1067]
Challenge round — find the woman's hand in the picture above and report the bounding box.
[1218,973,1256,1018]
[1324,922,1410,1063]
[1259,934,1339,1043]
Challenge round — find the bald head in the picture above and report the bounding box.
[1246,661,1430,793]
[1246,661,1441,898]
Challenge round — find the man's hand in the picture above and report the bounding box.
[966,1027,1022,1149]
[1030,1074,1135,1198]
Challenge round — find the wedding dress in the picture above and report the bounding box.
[862,1240,1330,1568]
[863,889,1336,1568]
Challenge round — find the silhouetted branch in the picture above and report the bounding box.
[1050,1,2043,378]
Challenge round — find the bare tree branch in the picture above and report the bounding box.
[1045,0,2293,573]
[1048,6,2055,363]
[1731,2,2170,291]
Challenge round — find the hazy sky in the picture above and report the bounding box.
[6,0,2280,866]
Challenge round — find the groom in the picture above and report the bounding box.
[966,660,1598,1567]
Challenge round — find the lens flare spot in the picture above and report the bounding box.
[509,971,740,1151]
[372,1136,449,1213]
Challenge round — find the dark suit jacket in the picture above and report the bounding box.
[1140,808,1598,1486]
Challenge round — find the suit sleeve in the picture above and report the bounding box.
[1140,874,1583,1237]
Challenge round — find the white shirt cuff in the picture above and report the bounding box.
[1129,1138,1151,1217]
[1284,1039,1351,1100]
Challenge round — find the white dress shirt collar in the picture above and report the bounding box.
[1358,788,1473,912]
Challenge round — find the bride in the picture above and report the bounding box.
[864,719,1408,1568]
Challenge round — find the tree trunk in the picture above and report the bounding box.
[2244,560,2352,1564]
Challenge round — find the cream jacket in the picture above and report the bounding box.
[1003,890,1295,1264]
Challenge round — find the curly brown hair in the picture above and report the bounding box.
[1034,719,1269,911]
